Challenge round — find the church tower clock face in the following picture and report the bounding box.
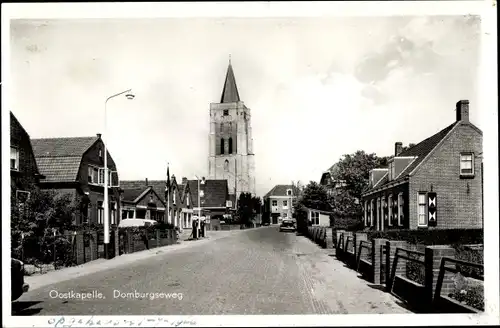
[207,57,256,198]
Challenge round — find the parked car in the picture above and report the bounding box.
[279,219,296,232]
[11,258,29,301]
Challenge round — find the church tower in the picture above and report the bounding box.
[208,58,256,198]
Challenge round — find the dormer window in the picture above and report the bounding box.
[460,153,474,177]
[286,189,292,196]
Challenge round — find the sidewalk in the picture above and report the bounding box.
[25,229,247,292]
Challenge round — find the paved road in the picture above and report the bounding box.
[13,227,410,315]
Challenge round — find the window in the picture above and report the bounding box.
[364,201,368,226]
[10,147,19,170]
[173,192,176,205]
[376,198,381,230]
[220,139,225,155]
[220,123,224,133]
[122,210,128,219]
[388,195,393,226]
[397,193,404,226]
[97,201,104,224]
[370,199,374,226]
[418,192,427,226]
[228,137,233,154]
[187,194,190,206]
[88,165,100,184]
[283,200,288,208]
[223,109,229,116]
[460,153,474,176]
[390,162,396,180]
[286,189,292,196]
[110,202,116,225]
[311,212,320,225]
[272,200,278,207]
[199,190,204,197]
[283,213,288,218]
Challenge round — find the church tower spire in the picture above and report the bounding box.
[208,56,256,198]
[220,56,240,103]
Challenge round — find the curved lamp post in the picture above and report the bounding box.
[104,89,134,259]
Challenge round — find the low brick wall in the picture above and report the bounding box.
[333,229,484,313]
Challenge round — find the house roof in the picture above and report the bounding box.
[10,112,43,177]
[121,180,168,203]
[31,136,99,183]
[32,136,98,158]
[187,179,228,208]
[264,184,298,198]
[121,187,149,203]
[364,122,458,194]
[220,60,240,103]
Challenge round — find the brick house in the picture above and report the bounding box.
[120,176,192,228]
[10,112,45,203]
[31,134,121,226]
[263,185,299,225]
[184,177,230,228]
[361,100,483,231]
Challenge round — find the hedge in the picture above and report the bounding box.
[366,228,483,246]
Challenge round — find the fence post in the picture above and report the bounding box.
[385,240,407,292]
[425,245,456,307]
[354,232,368,264]
[372,238,387,285]
[325,228,334,249]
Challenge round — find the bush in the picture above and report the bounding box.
[452,244,484,279]
[449,284,484,311]
[366,228,483,246]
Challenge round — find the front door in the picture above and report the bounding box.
[271,213,279,225]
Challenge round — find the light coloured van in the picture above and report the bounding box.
[118,218,158,228]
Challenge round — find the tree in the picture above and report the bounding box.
[11,185,79,264]
[237,192,262,226]
[327,150,391,227]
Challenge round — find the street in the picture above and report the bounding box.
[13,227,410,315]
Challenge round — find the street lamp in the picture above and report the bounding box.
[103,89,134,259]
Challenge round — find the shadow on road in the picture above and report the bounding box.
[11,301,43,316]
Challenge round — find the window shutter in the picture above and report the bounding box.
[428,192,437,227]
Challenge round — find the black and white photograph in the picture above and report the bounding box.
[2,2,498,327]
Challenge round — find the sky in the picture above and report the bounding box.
[8,15,482,198]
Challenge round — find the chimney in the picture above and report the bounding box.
[408,143,415,148]
[145,178,148,186]
[96,133,102,139]
[395,142,403,156]
[182,177,187,185]
[456,100,470,123]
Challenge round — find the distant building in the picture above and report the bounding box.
[184,177,231,228]
[10,112,45,205]
[207,58,256,200]
[120,176,193,229]
[263,185,299,225]
[319,163,346,196]
[303,208,332,227]
[32,134,121,226]
[361,100,483,231]
[120,179,167,224]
